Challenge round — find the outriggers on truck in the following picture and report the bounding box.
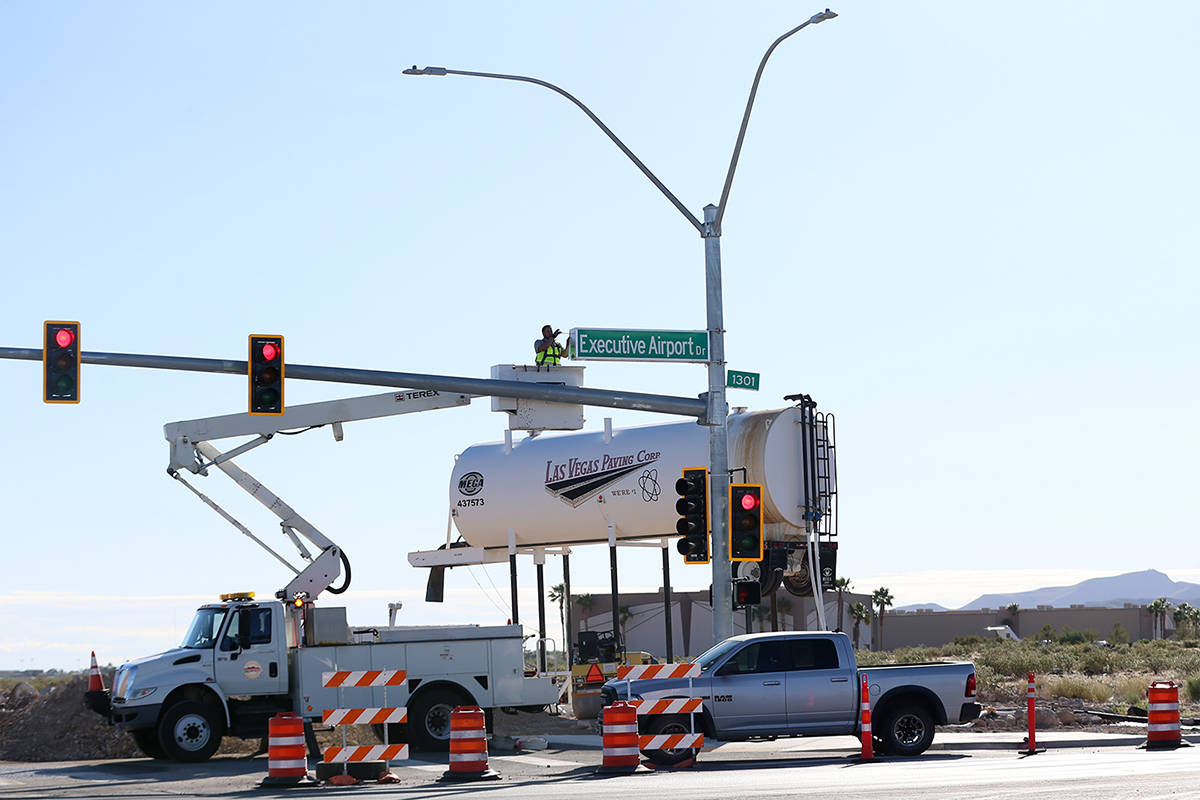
[86,389,560,761]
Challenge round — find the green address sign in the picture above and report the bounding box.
[727,370,760,390]
[569,328,709,363]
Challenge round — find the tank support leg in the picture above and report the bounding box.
[662,544,674,662]
[563,552,573,667]
[536,556,548,673]
[508,528,519,625]
[608,524,621,656]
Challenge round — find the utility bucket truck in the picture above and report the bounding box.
[86,390,560,762]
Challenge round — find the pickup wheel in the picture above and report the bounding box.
[639,714,698,767]
[157,700,224,762]
[131,728,168,760]
[881,703,934,756]
[407,688,466,752]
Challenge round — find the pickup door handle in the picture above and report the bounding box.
[831,677,849,683]
[762,680,781,686]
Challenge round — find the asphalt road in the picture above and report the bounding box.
[1,731,1197,799]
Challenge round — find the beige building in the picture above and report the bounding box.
[880,603,1155,648]
[568,592,1163,657]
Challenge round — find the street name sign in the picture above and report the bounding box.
[570,328,709,363]
[726,370,760,391]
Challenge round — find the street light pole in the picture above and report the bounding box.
[404,8,836,642]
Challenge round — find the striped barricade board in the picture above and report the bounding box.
[321,669,407,687]
[639,733,704,751]
[616,663,700,681]
[323,744,409,763]
[322,707,408,726]
[631,697,703,715]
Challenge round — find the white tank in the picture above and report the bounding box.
[449,407,833,549]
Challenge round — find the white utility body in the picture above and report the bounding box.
[90,390,559,762]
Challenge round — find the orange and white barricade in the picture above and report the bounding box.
[1145,681,1187,750]
[597,701,641,773]
[440,706,500,781]
[317,668,409,784]
[259,712,318,787]
[617,662,705,770]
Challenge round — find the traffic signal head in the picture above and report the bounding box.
[248,335,284,415]
[43,321,80,403]
[729,483,763,562]
[733,579,761,610]
[675,467,709,564]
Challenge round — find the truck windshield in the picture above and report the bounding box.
[180,608,227,649]
[695,638,741,672]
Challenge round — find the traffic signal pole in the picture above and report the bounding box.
[702,204,733,640]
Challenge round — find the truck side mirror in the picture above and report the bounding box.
[238,613,252,650]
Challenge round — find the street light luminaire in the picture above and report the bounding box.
[403,66,447,76]
[810,9,838,24]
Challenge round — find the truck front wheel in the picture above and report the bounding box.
[131,728,167,760]
[157,700,224,762]
[639,714,698,766]
[407,689,466,752]
[881,703,934,756]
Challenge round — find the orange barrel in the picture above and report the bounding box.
[597,701,640,774]
[440,706,499,781]
[1146,681,1182,749]
[859,673,874,760]
[259,712,316,786]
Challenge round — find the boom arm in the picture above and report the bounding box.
[164,389,474,599]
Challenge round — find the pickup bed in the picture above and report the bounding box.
[602,630,979,764]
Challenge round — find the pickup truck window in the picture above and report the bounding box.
[786,638,839,670]
[724,641,790,675]
[696,638,741,671]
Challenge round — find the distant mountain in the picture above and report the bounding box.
[961,569,1200,610]
[895,602,949,612]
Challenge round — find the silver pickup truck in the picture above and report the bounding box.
[602,630,979,764]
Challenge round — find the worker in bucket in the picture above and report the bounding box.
[534,324,567,366]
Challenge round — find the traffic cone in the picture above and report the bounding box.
[88,651,105,692]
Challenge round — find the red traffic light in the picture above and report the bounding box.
[261,342,279,361]
[55,328,75,348]
[740,492,759,511]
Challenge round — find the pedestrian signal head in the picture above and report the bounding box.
[733,579,761,609]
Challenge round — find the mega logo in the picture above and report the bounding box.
[458,472,484,496]
[543,450,660,507]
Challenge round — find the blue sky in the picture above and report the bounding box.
[1,2,1197,670]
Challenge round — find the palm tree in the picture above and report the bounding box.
[1004,603,1020,636]
[751,605,769,633]
[618,606,633,645]
[548,583,566,655]
[871,587,894,650]
[776,596,793,631]
[1148,598,1171,639]
[1173,602,1195,639]
[850,602,873,650]
[576,593,594,632]
[833,577,853,632]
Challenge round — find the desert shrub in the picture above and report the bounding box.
[1078,645,1115,675]
[1186,675,1200,701]
[1111,676,1149,706]
[1045,675,1111,703]
[1110,623,1131,645]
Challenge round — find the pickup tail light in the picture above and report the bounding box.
[966,672,976,698]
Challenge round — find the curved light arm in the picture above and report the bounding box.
[713,8,837,233]
[404,66,704,234]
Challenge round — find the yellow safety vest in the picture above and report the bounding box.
[536,342,564,366]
